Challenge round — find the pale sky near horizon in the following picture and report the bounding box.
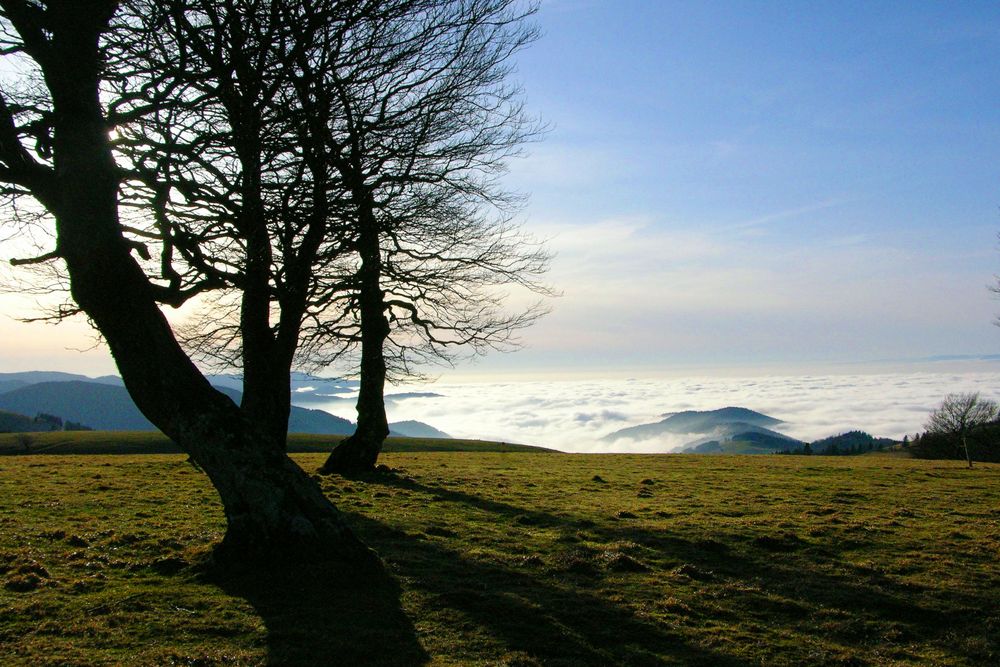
[2,1,1000,379]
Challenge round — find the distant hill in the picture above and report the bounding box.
[386,392,443,401]
[602,407,804,454]
[810,430,898,455]
[686,429,805,454]
[389,420,452,439]
[290,392,356,404]
[0,371,456,439]
[0,380,354,435]
[0,382,157,430]
[290,371,358,391]
[679,424,803,454]
[659,407,782,430]
[203,371,358,395]
[0,371,98,386]
[197,373,357,403]
[604,407,782,442]
[0,380,29,395]
[0,377,454,440]
[287,405,353,435]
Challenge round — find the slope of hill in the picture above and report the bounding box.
[386,392,443,401]
[0,381,156,430]
[287,406,353,435]
[389,420,452,439]
[811,430,897,454]
[203,372,357,395]
[602,407,803,454]
[0,371,97,386]
[0,380,29,395]
[658,407,782,430]
[0,378,455,439]
[605,408,782,441]
[604,407,782,442]
[686,429,805,454]
[0,371,457,439]
[0,380,354,434]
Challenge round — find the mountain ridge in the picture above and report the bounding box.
[604,407,783,443]
[603,406,808,454]
[0,378,445,438]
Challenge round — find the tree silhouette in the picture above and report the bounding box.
[309,0,551,473]
[0,0,545,558]
[925,392,999,468]
[115,0,549,474]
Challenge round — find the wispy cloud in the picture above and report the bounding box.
[724,197,851,233]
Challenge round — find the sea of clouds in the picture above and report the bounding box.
[296,370,1000,453]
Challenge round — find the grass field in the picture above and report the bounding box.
[1,450,998,665]
[0,430,551,455]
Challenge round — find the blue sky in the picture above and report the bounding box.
[482,0,1000,375]
[2,0,1000,377]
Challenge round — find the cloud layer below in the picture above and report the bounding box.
[302,370,1000,452]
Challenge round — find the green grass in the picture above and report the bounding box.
[0,430,552,455]
[1,451,999,665]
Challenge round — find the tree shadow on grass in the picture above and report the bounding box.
[347,512,748,667]
[354,470,995,664]
[208,555,428,666]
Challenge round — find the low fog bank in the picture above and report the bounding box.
[296,371,1000,453]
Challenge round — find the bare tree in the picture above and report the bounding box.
[0,0,373,561]
[0,0,546,558]
[106,0,367,444]
[925,392,999,468]
[309,0,551,473]
[0,0,348,559]
[113,0,549,475]
[15,433,33,453]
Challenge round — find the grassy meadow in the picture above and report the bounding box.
[1,446,999,665]
[0,430,548,455]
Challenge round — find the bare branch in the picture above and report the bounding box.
[9,248,57,265]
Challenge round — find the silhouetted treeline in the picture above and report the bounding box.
[779,430,896,456]
[909,422,1000,463]
[0,410,92,434]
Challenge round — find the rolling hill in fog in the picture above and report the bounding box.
[0,372,447,438]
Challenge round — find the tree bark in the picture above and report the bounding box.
[3,1,367,562]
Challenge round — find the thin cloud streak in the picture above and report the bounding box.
[723,197,852,233]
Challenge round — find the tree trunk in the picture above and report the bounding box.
[961,433,974,469]
[9,2,367,562]
[319,316,389,473]
[321,205,389,475]
[178,417,371,562]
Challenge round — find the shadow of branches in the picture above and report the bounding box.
[348,468,993,664]
[208,554,428,666]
